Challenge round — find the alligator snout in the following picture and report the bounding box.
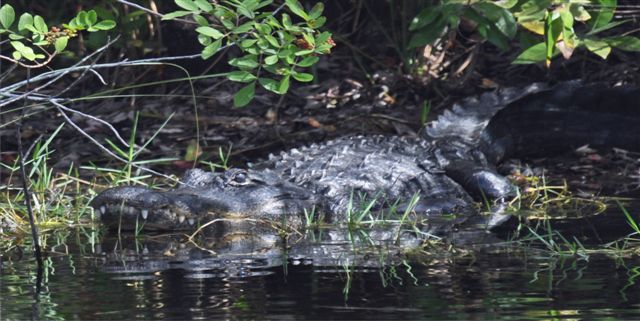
[91,186,201,230]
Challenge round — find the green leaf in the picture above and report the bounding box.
[194,0,214,12]
[10,40,25,50]
[8,33,23,40]
[266,15,282,29]
[176,0,199,11]
[296,56,318,67]
[264,34,280,48]
[292,72,313,82]
[92,20,116,30]
[259,77,279,93]
[255,22,272,34]
[584,38,611,59]
[198,34,211,45]
[309,2,324,20]
[240,39,258,48]
[193,14,208,26]
[34,15,47,33]
[465,7,509,50]
[475,2,517,39]
[264,55,278,65]
[77,11,88,27]
[544,12,562,66]
[232,21,254,34]
[162,10,192,20]
[308,16,326,29]
[196,26,224,39]
[18,13,33,31]
[607,36,640,52]
[315,31,331,45]
[233,81,256,107]
[86,10,98,25]
[11,41,36,61]
[66,17,81,30]
[235,4,255,19]
[569,4,591,22]
[227,70,257,82]
[410,6,441,31]
[201,39,222,59]
[302,32,315,47]
[278,75,290,93]
[514,0,551,23]
[587,19,628,36]
[588,0,616,31]
[285,0,309,21]
[229,54,259,68]
[55,36,69,53]
[0,4,15,29]
[407,18,446,49]
[513,42,546,64]
[12,51,21,60]
[492,0,518,9]
[282,13,293,29]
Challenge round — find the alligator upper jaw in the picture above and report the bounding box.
[91,186,203,231]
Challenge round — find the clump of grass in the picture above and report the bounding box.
[507,173,607,219]
[1,124,96,232]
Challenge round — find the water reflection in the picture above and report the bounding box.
[3,225,640,320]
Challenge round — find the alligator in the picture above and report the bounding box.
[91,81,640,235]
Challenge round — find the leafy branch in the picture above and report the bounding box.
[0,4,115,68]
[163,0,335,107]
[408,0,640,67]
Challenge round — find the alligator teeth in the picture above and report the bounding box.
[188,218,195,226]
[128,206,137,215]
[141,209,149,220]
[99,205,106,215]
[179,215,186,224]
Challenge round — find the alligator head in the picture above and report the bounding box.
[91,168,319,231]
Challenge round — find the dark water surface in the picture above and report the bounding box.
[3,225,640,321]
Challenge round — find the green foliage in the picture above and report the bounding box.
[409,0,640,66]
[163,0,335,107]
[0,4,115,65]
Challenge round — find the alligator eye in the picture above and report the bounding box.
[230,172,248,185]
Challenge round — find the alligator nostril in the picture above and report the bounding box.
[141,209,149,220]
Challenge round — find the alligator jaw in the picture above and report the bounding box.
[91,186,200,231]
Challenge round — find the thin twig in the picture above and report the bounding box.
[51,100,131,148]
[15,68,44,280]
[50,99,182,184]
[0,36,122,108]
[116,0,196,25]
[54,37,112,98]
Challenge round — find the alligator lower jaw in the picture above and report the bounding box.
[96,202,199,231]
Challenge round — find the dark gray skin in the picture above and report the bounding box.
[93,137,480,234]
[91,81,640,235]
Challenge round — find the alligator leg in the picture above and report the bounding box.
[444,160,516,201]
[442,160,516,230]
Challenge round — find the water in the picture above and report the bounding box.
[3,225,640,321]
